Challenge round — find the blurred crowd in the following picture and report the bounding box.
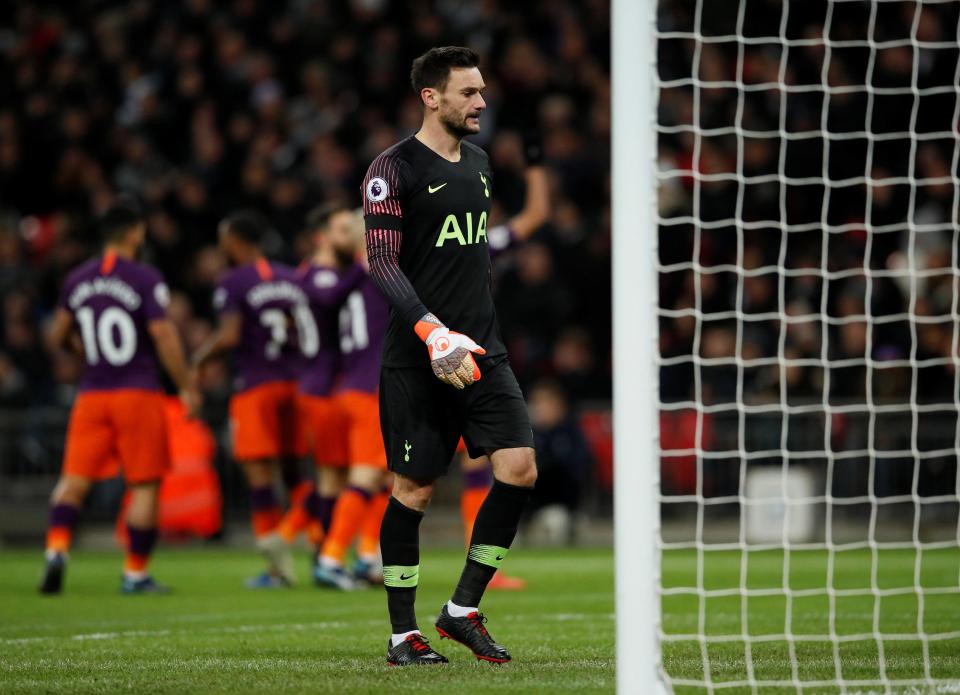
[656,0,960,408]
[0,0,611,424]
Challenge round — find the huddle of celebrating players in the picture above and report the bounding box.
[41,46,553,666]
[40,200,388,595]
[188,203,392,591]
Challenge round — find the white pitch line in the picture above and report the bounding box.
[0,621,351,646]
[0,612,614,646]
[73,630,172,641]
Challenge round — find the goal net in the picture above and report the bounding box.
[649,0,960,690]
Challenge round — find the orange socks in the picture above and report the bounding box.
[124,526,157,577]
[46,503,79,555]
[276,481,316,543]
[274,483,335,547]
[124,553,149,575]
[252,509,282,537]
[288,480,313,507]
[250,486,282,538]
[460,467,493,545]
[277,504,310,543]
[321,486,373,563]
[46,527,73,554]
[460,488,487,544]
[358,491,390,559]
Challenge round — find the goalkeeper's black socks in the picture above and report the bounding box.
[380,496,424,634]
[451,480,532,609]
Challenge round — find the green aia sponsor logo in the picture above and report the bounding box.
[435,211,488,247]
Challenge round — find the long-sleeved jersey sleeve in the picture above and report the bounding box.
[362,152,430,329]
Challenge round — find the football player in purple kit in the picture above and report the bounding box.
[192,210,310,587]
[40,201,200,595]
[307,207,393,591]
[286,204,354,558]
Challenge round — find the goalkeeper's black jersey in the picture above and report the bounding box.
[362,135,506,368]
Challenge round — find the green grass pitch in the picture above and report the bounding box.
[662,547,960,692]
[1,546,958,693]
[0,547,613,694]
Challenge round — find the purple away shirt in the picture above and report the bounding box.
[214,260,309,392]
[57,253,169,392]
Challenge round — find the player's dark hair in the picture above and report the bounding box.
[99,200,144,242]
[222,209,269,245]
[306,202,352,233]
[410,46,480,94]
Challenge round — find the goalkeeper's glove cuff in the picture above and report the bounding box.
[415,322,486,358]
[414,317,443,343]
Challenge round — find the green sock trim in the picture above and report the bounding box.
[383,564,419,588]
[467,544,509,569]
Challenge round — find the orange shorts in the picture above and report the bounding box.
[63,390,170,484]
[335,390,387,468]
[297,393,349,468]
[229,381,303,461]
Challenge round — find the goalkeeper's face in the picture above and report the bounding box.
[437,67,486,138]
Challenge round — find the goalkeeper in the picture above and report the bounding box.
[362,46,538,667]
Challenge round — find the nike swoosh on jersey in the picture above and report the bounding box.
[427,183,448,193]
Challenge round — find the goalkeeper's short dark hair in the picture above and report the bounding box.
[306,202,352,234]
[100,199,145,242]
[410,46,480,94]
[222,209,270,245]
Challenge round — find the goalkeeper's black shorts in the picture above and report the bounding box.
[378,355,535,481]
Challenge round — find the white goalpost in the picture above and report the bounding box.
[613,0,661,690]
[616,0,960,691]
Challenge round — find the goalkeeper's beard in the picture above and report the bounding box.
[439,108,480,139]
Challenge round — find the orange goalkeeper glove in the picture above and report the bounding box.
[415,315,486,390]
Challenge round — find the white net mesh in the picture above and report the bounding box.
[655,0,960,690]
